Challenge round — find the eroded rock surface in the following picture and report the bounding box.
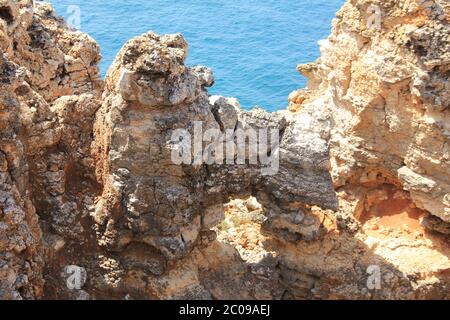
[295,0,450,224]
[90,31,337,294]
[0,0,101,299]
[284,0,449,299]
[0,0,448,300]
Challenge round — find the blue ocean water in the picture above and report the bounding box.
[49,0,344,111]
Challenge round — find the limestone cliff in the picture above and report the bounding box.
[293,0,450,225]
[0,0,101,299]
[0,0,448,300]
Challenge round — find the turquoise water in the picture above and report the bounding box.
[49,0,344,111]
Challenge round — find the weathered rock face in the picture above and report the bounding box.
[294,0,450,224]
[0,0,448,300]
[90,31,337,291]
[284,0,449,299]
[0,0,101,299]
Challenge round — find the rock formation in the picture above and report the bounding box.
[284,0,450,299]
[0,0,101,299]
[0,0,448,300]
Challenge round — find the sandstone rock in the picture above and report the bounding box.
[283,0,450,299]
[92,31,337,266]
[0,0,448,301]
[295,0,450,225]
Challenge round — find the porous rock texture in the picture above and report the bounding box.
[90,30,337,298]
[285,0,449,299]
[0,0,448,300]
[0,0,101,299]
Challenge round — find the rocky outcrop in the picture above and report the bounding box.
[0,0,448,300]
[284,0,450,299]
[294,0,450,225]
[0,0,101,299]
[89,31,337,295]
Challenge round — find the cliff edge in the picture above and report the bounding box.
[0,0,448,300]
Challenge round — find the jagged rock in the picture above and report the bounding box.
[0,1,101,299]
[0,0,448,300]
[420,213,450,235]
[92,30,337,268]
[305,0,450,224]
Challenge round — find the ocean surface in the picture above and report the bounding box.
[49,0,345,111]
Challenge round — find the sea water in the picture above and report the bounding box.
[49,0,344,111]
